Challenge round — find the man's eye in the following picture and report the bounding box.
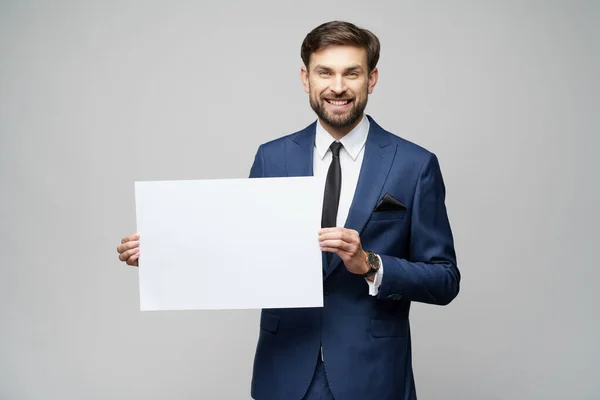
[347,72,359,77]
[319,71,330,76]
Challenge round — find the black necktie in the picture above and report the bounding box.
[321,141,343,265]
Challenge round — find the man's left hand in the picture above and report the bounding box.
[318,227,369,276]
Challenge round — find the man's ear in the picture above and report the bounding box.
[300,66,310,93]
[367,67,379,94]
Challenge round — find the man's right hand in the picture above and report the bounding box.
[117,233,140,267]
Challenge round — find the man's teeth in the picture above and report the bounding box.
[328,100,349,105]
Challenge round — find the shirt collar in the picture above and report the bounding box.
[314,114,370,161]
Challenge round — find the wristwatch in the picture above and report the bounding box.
[361,251,380,278]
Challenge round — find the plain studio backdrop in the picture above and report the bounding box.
[1,1,598,399]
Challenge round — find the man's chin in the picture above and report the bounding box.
[323,112,361,128]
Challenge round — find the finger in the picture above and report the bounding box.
[117,240,140,254]
[318,227,344,235]
[126,256,139,267]
[320,245,339,253]
[121,233,140,244]
[320,239,353,252]
[319,233,349,243]
[119,247,140,262]
[319,230,358,244]
[127,253,140,266]
[320,247,351,258]
[320,247,338,254]
[318,230,340,239]
[318,228,346,238]
[320,227,358,234]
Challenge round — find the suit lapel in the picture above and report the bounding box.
[325,116,398,279]
[285,122,315,177]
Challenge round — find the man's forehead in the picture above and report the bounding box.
[308,45,368,69]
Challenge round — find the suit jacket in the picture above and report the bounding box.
[249,116,460,400]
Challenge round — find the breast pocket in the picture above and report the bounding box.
[369,209,406,221]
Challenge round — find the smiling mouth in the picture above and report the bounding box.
[325,99,353,106]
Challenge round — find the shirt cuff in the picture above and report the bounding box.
[366,255,384,296]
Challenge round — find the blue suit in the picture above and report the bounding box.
[250,116,460,400]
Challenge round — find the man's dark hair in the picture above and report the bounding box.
[300,21,381,73]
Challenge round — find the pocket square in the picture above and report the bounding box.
[374,193,407,212]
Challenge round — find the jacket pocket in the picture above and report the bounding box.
[369,209,406,221]
[260,312,280,334]
[370,319,407,338]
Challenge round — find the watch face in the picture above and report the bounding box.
[367,252,379,268]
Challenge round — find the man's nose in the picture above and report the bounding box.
[329,76,346,94]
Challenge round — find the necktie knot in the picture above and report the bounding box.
[330,141,343,158]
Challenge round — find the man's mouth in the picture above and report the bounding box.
[325,99,353,106]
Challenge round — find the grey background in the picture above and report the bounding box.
[1,0,598,399]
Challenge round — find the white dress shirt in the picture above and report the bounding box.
[314,115,383,296]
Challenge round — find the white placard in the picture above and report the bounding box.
[134,177,324,311]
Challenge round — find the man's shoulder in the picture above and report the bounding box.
[258,121,316,152]
[372,120,436,162]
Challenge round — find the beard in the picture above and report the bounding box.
[309,90,368,129]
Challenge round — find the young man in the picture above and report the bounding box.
[118,21,460,400]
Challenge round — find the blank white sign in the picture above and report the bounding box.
[134,177,324,311]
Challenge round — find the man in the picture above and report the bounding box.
[118,21,460,400]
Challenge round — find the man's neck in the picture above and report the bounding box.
[318,114,365,140]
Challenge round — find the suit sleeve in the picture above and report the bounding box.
[249,145,265,178]
[377,153,460,305]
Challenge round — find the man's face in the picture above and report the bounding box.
[301,45,378,131]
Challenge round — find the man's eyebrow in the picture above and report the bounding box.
[345,65,363,71]
[313,64,365,72]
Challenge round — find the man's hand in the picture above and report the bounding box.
[318,227,370,278]
[117,233,140,267]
